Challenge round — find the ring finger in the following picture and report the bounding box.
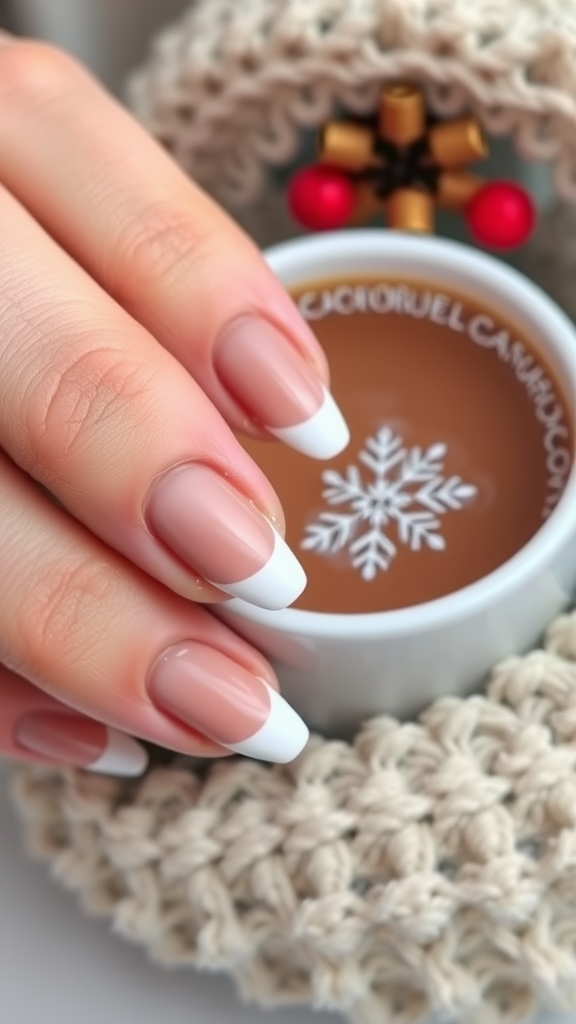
[0,450,308,763]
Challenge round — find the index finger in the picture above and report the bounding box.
[0,39,348,457]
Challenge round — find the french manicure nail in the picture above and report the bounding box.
[214,317,350,459]
[14,712,148,776]
[147,464,306,609]
[148,642,309,763]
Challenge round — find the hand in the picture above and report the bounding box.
[0,36,348,774]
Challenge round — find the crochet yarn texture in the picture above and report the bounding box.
[12,609,576,1024]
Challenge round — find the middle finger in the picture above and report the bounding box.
[0,184,306,609]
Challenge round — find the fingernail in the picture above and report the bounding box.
[148,642,309,763]
[147,464,306,609]
[214,317,350,459]
[14,712,148,776]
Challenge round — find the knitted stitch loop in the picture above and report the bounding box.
[128,0,576,210]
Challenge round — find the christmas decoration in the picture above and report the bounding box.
[465,180,536,250]
[288,83,535,248]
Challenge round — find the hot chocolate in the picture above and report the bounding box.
[240,276,573,614]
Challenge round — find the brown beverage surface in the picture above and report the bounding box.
[240,277,573,613]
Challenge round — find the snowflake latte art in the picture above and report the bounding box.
[240,277,573,613]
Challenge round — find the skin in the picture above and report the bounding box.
[0,36,330,763]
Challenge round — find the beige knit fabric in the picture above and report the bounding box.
[12,608,576,1024]
[10,3,576,1024]
[128,0,576,216]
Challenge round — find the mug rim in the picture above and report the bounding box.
[232,230,576,639]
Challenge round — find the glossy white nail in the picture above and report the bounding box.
[90,729,149,776]
[270,384,351,459]
[215,528,307,609]
[226,681,310,762]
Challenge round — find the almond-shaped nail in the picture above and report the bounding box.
[147,464,306,610]
[14,712,148,776]
[214,317,350,459]
[148,642,309,763]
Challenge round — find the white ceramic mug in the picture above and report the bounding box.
[218,231,576,736]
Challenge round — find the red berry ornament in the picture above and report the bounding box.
[465,181,535,250]
[288,165,355,231]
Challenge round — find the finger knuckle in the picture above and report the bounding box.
[21,334,160,477]
[12,554,122,680]
[109,200,213,302]
[0,39,80,112]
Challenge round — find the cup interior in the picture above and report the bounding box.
[234,231,576,637]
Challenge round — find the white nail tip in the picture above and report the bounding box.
[270,385,350,459]
[227,682,309,763]
[212,529,307,610]
[89,729,149,777]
